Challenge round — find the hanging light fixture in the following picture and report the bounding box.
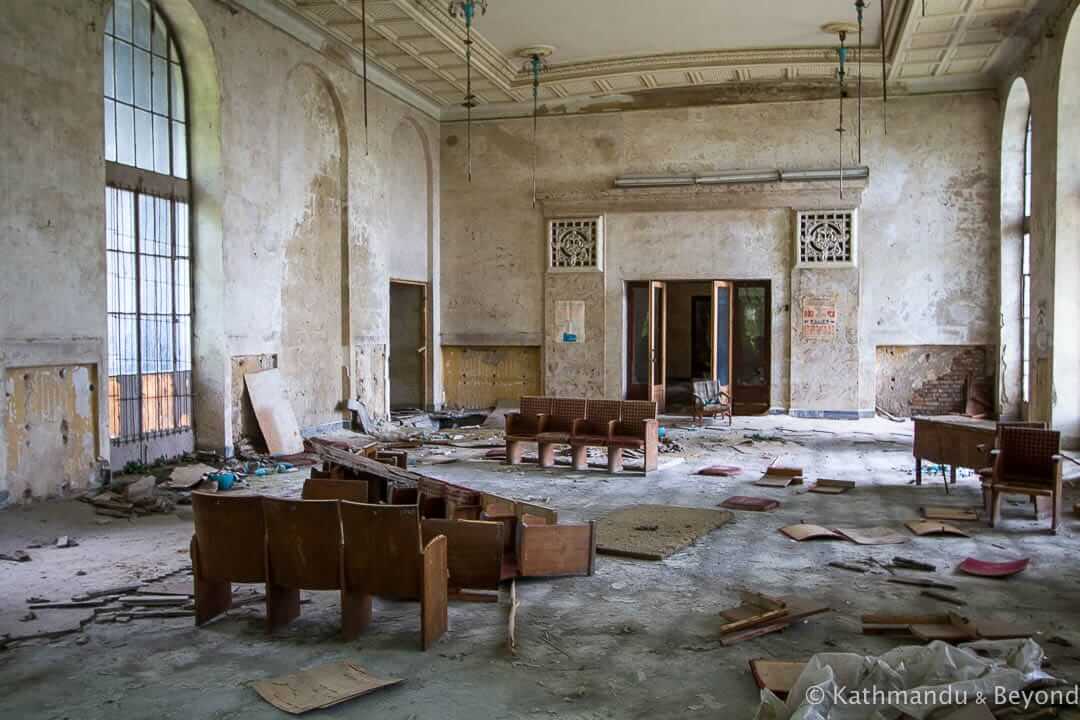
[361,0,369,154]
[517,46,554,207]
[448,0,488,182]
[822,23,857,199]
[855,0,866,165]
[881,0,888,135]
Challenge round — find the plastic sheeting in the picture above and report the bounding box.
[754,639,1054,720]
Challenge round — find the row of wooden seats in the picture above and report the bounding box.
[505,397,659,473]
[191,490,448,649]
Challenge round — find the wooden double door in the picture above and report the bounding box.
[626,280,771,415]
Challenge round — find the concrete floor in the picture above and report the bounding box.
[2,415,1080,719]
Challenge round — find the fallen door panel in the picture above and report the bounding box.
[517,520,596,578]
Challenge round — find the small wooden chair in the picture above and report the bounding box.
[505,396,551,465]
[301,476,370,502]
[609,400,659,473]
[537,398,587,468]
[570,400,622,471]
[987,426,1063,533]
[339,502,449,649]
[692,380,733,426]
[262,498,347,633]
[190,492,266,625]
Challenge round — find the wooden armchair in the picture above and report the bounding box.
[692,380,732,426]
[987,426,1063,533]
[536,398,586,468]
[505,396,552,465]
[339,502,449,649]
[609,400,659,473]
[570,400,622,470]
[190,492,266,626]
[262,498,347,633]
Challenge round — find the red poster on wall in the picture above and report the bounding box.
[802,297,838,339]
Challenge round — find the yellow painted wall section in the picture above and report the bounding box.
[5,365,99,503]
[442,347,541,409]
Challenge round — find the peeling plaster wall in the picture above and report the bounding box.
[442,95,998,413]
[999,0,1080,447]
[0,0,441,500]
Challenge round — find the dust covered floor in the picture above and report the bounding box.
[3,416,1080,719]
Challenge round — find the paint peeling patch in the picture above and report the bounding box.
[5,365,99,503]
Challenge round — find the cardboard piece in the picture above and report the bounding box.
[906,520,971,537]
[749,660,807,698]
[779,524,844,541]
[834,527,910,546]
[810,479,856,495]
[597,505,734,560]
[167,464,216,490]
[244,370,304,456]
[719,496,779,512]
[252,661,401,714]
[957,557,1029,578]
[922,506,980,522]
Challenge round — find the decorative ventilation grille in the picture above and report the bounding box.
[795,210,857,268]
[549,217,603,271]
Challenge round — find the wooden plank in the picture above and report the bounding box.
[441,346,541,409]
[244,369,304,456]
[421,535,449,651]
[719,597,829,645]
[749,660,806,697]
[308,437,421,486]
[421,519,504,591]
[517,520,596,578]
[507,579,519,656]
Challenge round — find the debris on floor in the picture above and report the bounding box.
[862,613,1035,642]
[596,505,734,560]
[808,478,855,494]
[906,519,971,537]
[957,557,1030,578]
[252,661,402,714]
[719,496,780,512]
[718,593,830,645]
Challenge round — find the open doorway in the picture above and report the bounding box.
[626,279,771,416]
[389,281,428,410]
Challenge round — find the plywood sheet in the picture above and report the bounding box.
[253,661,401,714]
[244,369,303,456]
[834,527,910,545]
[749,660,806,696]
[906,520,970,537]
[597,505,733,560]
[779,524,844,541]
[441,346,541,410]
[922,506,980,521]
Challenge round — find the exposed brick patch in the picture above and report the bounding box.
[876,345,995,418]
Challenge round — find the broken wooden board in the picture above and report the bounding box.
[166,464,216,490]
[749,659,806,698]
[719,592,788,634]
[719,596,830,646]
[834,527,910,546]
[862,612,1032,643]
[718,496,779,512]
[906,520,970,537]
[887,576,958,591]
[596,505,733,560]
[754,474,803,488]
[922,506,980,522]
[957,557,1029,578]
[809,479,856,495]
[779,524,844,542]
[244,370,304,456]
[252,661,401,715]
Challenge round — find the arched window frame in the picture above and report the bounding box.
[103,0,194,462]
[1022,113,1032,404]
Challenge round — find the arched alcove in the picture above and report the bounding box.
[278,64,350,431]
[998,77,1031,419]
[388,117,438,408]
[1054,5,1080,445]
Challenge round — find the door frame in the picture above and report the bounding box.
[731,279,772,415]
[625,280,668,410]
[389,279,430,410]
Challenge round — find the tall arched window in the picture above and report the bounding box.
[104,0,193,464]
[1022,113,1032,404]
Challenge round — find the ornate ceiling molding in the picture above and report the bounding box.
[263,0,1039,120]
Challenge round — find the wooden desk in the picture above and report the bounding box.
[912,416,996,485]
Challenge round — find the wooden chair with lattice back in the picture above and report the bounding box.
[610,400,659,473]
[339,501,449,650]
[505,396,552,465]
[987,426,1064,533]
[262,498,348,633]
[190,492,267,626]
[570,400,623,471]
[537,398,587,468]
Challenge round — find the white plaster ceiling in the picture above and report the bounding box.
[477,0,885,64]
[269,0,1042,118]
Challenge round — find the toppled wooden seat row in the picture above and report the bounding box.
[191,439,596,649]
[505,396,659,473]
